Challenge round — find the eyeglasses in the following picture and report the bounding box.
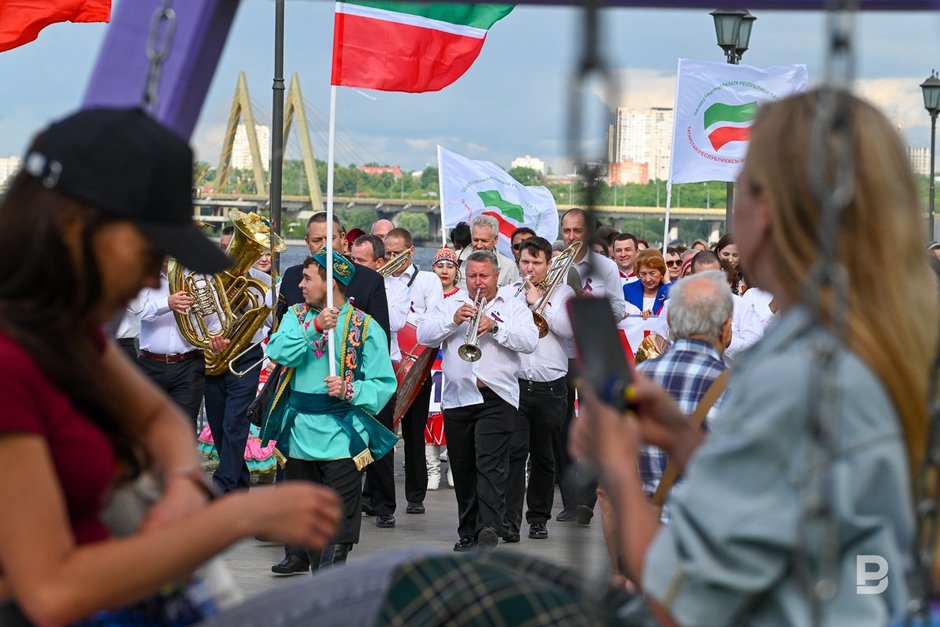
[666,260,682,267]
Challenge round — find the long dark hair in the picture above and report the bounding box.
[0,172,143,477]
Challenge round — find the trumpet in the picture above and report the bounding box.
[458,290,487,362]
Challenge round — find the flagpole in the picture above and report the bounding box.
[437,145,447,248]
[325,84,337,377]
[662,183,673,255]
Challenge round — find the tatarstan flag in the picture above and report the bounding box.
[704,101,758,151]
[438,145,558,260]
[670,59,808,184]
[0,1,110,53]
[331,1,513,93]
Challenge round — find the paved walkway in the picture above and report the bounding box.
[218,449,612,600]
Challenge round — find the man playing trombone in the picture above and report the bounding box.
[417,250,538,552]
[504,237,576,542]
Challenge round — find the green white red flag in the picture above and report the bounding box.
[438,145,558,259]
[669,59,808,183]
[331,1,512,93]
[0,1,110,53]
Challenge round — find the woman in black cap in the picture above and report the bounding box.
[0,108,340,626]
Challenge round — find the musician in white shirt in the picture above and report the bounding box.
[385,228,444,514]
[137,261,204,427]
[456,214,520,289]
[505,237,574,542]
[417,250,538,551]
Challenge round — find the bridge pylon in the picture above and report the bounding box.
[212,71,268,197]
[283,73,323,211]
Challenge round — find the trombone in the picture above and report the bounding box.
[526,241,581,339]
[378,246,415,278]
[458,290,487,362]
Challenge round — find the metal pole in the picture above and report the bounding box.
[724,53,739,232]
[931,113,937,241]
[269,0,285,274]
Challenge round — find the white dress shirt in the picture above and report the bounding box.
[386,264,444,361]
[741,287,776,330]
[417,285,538,409]
[725,293,764,360]
[574,251,627,321]
[511,279,574,383]
[116,293,145,340]
[139,274,201,355]
[457,247,520,288]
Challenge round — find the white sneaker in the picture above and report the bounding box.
[428,475,440,491]
[447,466,454,487]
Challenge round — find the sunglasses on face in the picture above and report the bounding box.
[666,260,681,267]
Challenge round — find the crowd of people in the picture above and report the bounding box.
[1,87,939,625]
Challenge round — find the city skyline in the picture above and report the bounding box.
[1,3,940,175]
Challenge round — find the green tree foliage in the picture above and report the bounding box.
[508,166,544,186]
[397,212,430,239]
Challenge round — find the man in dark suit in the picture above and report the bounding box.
[271,212,396,576]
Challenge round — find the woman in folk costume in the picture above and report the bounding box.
[262,249,398,569]
[425,247,460,490]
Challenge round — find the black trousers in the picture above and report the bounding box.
[444,388,515,540]
[362,398,397,516]
[204,346,262,493]
[505,377,568,532]
[117,337,138,363]
[286,457,364,547]
[400,375,432,504]
[136,354,205,428]
[557,360,597,513]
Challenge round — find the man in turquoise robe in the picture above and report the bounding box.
[264,249,397,570]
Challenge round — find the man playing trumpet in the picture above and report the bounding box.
[504,237,576,542]
[418,250,538,551]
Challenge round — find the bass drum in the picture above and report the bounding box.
[393,322,438,428]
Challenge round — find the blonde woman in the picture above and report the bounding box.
[573,89,938,625]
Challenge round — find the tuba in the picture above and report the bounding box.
[168,209,287,376]
[529,241,581,338]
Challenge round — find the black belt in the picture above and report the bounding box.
[519,376,566,387]
[139,349,202,364]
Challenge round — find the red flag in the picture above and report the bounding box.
[0,1,111,53]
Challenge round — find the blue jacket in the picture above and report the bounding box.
[623,281,670,314]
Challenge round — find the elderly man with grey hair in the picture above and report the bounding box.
[599,270,732,583]
[456,214,520,288]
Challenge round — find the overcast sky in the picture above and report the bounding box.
[2,1,939,173]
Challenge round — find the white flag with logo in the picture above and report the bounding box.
[669,59,809,184]
[438,145,558,259]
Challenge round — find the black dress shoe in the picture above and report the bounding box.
[576,505,594,525]
[477,527,499,549]
[453,536,476,552]
[406,502,425,514]
[362,502,377,516]
[555,509,578,522]
[376,514,396,528]
[528,522,549,539]
[271,555,310,575]
[498,525,520,543]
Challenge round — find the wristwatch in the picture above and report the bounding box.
[491,323,500,336]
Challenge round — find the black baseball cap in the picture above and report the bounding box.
[23,107,231,274]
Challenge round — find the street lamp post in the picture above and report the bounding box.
[921,71,940,241]
[710,8,756,232]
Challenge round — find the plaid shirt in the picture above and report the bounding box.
[636,338,727,523]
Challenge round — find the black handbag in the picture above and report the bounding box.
[247,364,287,427]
